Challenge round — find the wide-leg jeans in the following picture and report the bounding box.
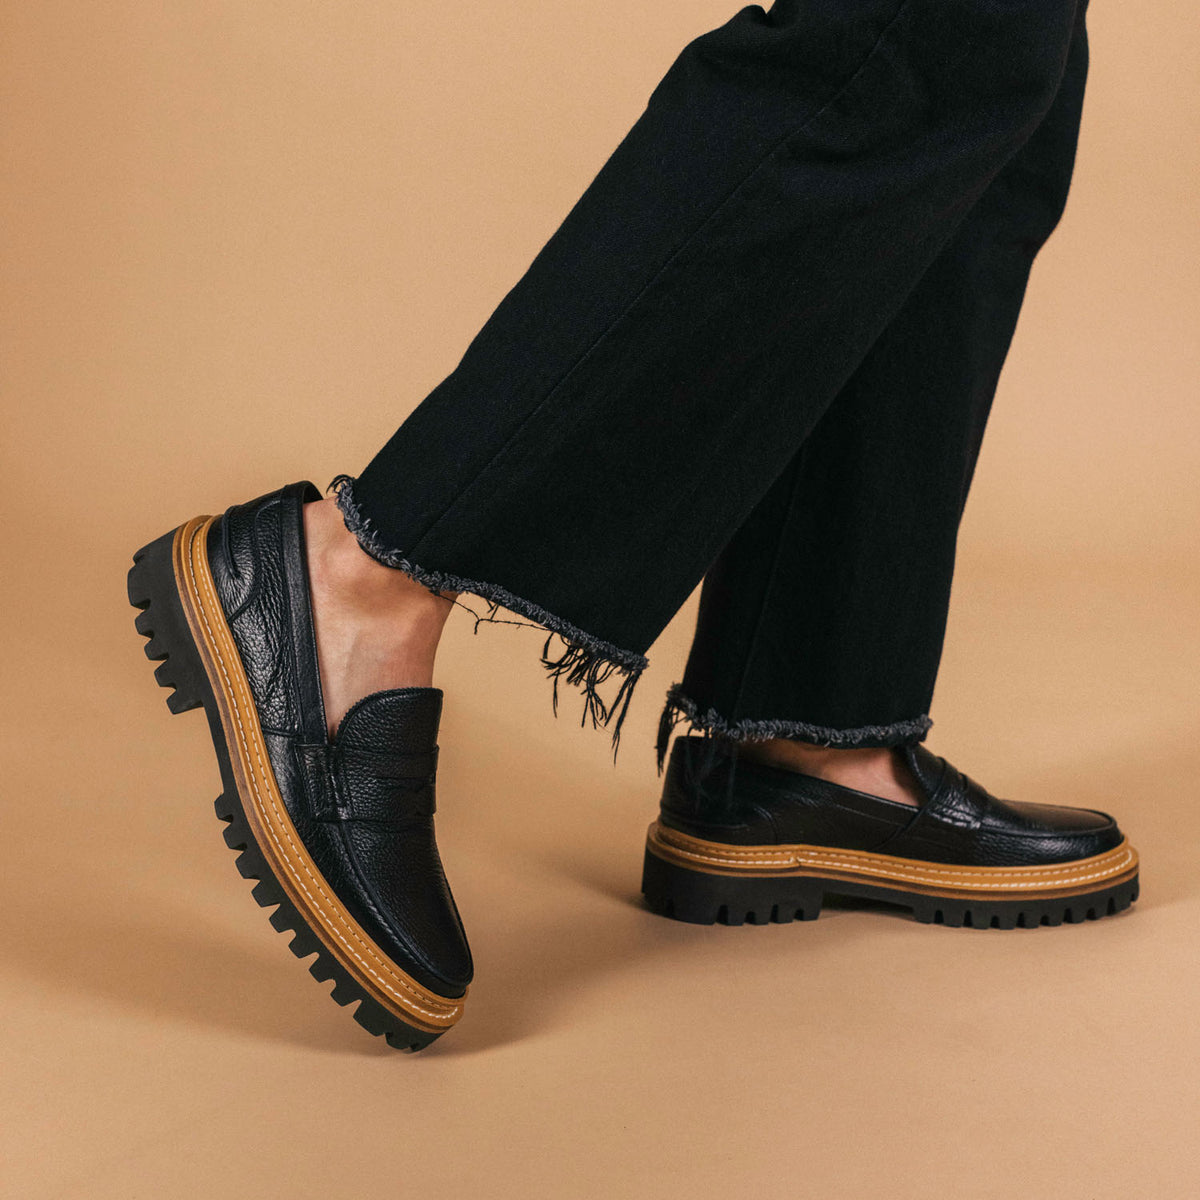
[328,0,1091,763]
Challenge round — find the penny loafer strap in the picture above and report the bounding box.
[890,757,997,848]
[295,743,438,823]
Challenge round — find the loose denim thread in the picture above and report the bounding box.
[327,473,648,759]
[655,683,934,774]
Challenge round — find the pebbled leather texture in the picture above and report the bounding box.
[659,735,1124,867]
[205,481,472,996]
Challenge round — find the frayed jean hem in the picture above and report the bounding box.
[656,683,933,772]
[327,473,647,757]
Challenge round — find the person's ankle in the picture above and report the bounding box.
[304,497,456,616]
[302,496,457,736]
[726,737,923,807]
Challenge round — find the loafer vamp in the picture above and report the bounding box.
[337,819,473,992]
[878,746,1125,866]
[265,731,472,996]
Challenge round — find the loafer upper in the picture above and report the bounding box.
[205,480,472,996]
[660,735,1123,867]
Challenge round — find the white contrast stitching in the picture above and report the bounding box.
[182,518,460,1025]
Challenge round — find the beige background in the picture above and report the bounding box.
[3,3,1198,1197]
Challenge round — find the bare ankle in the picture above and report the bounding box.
[304,497,457,621]
[302,497,458,735]
[728,736,881,770]
[726,737,921,806]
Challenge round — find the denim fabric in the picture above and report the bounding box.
[331,0,1090,759]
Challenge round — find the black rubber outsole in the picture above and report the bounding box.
[641,846,1139,930]
[127,524,445,1052]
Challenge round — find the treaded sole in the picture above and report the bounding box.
[128,523,446,1052]
[641,843,1140,930]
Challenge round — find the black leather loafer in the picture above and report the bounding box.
[127,480,472,1049]
[643,735,1139,929]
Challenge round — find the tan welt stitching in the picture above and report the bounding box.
[653,828,1134,891]
[184,519,460,1025]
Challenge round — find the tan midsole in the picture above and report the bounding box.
[173,516,464,1032]
[647,821,1138,902]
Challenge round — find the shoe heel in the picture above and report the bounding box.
[127,525,212,715]
[641,845,824,926]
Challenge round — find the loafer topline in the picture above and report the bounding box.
[643,735,1139,929]
[128,480,471,1049]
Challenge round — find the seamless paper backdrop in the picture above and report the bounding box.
[2,4,1197,1199]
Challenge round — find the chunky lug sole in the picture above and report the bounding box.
[642,820,1139,930]
[128,516,466,1050]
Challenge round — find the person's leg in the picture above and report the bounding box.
[316,0,1084,749]
[131,0,1130,1049]
[639,0,1133,929]
[658,0,1092,795]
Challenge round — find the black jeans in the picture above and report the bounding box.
[329,0,1090,764]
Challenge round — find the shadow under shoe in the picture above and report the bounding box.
[643,735,1139,930]
[128,479,471,1050]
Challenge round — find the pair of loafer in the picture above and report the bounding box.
[129,479,1138,1049]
